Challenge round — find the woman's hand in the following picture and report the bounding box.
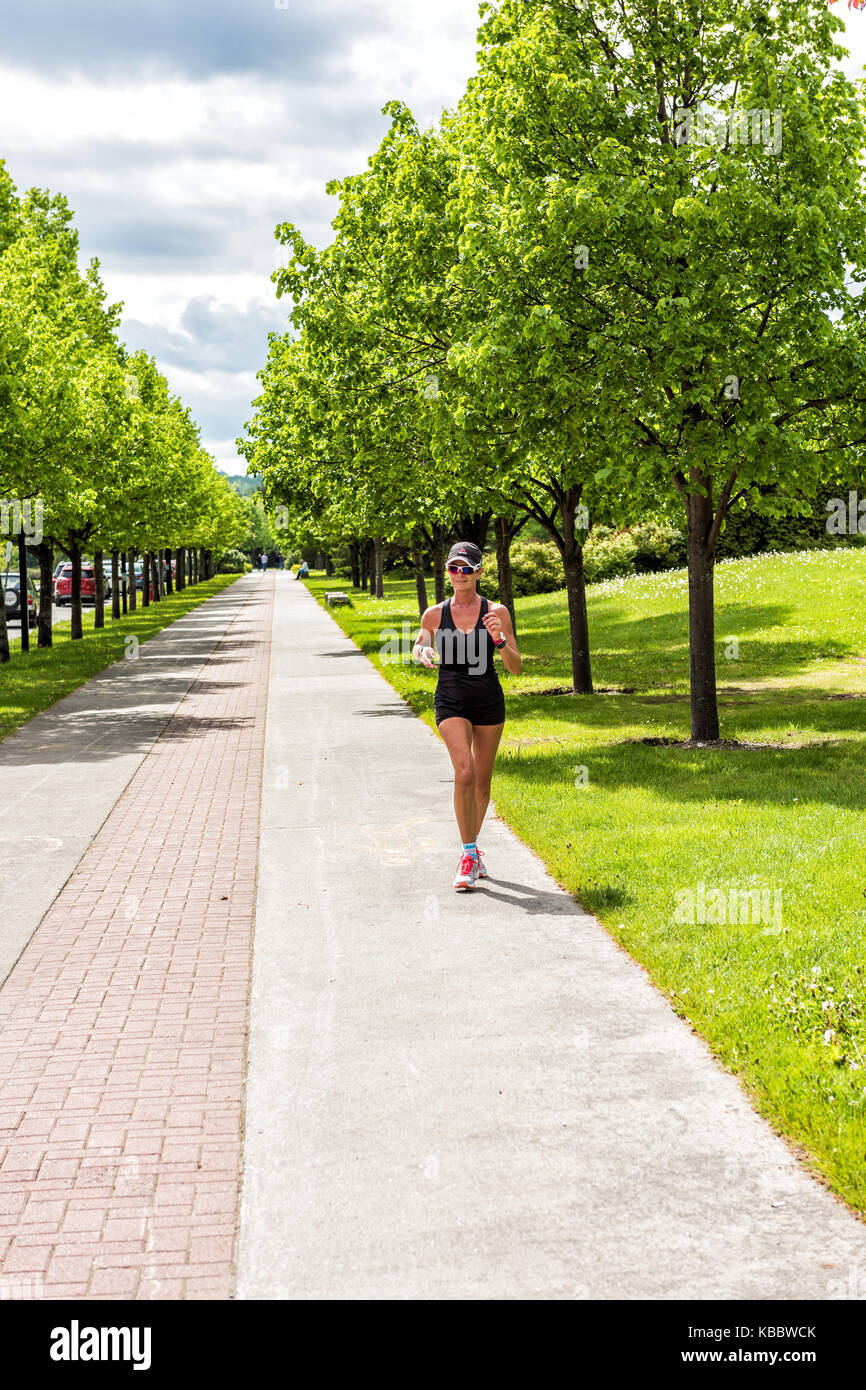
[414,643,437,669]
[482,612,504,644]
[484,604,522,673]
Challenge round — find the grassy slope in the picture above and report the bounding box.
[0,575,241,744]
[306,551,866,1213]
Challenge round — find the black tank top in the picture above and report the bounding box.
[434,596,502,684]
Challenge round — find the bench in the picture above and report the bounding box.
[325,591,352,607]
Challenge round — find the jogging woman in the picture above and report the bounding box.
[413,541,522,889]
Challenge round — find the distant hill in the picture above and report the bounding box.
[225,474,262,496]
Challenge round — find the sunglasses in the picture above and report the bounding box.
[447,563,481,575]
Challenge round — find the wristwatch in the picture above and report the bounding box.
[494,633,507,648]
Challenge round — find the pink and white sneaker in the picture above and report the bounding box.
[453,851,480,890]
[475,849,489,879]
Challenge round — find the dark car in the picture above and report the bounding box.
[3,571,39,628]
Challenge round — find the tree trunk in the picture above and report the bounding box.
[17,528,30,653]
[121,551,128,616]
[685,486,720,741]
[494,516,517,639]
[37,541,54,648]
[373,538,384,598]
[0,568,9,663]
[176,545,185,591]
[205,549,213,579]
[432,523,446,604]
[70,540,83,640]
[562,542,593,694]
[93,548,105,629]
[359,542,368,590]
[411,531,429,617]
[111,551,121,620]
[0,580,9,661]
[142,551,150,607]
[157,549,165,599]
[368,541,376,596]
[128,549,137,612]
[350,542,360,589]
[451,510,492,553]
[165,548,173,595]
[558,488,592,693]
[324,553,334,577]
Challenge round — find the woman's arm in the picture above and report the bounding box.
[483,603,522,675]
[412,606,440,668]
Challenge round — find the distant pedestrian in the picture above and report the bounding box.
[260,553,269,572]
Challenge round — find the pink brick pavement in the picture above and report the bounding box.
[0,575,273,1300]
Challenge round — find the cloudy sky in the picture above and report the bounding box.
[0,3,864,476]
[0,1,482,473]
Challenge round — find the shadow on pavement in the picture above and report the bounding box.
[473,877,588,917]
[356,705,417,718]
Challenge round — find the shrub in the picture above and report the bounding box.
[583,527,637,582]
[509,540,565,595]
[479,541,565,598]
[215,548,249,574]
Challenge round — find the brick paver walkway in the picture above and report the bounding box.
[0,576,273,1300]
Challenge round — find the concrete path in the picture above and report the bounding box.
[237,577,866,1300]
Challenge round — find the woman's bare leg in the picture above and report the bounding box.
[469,722,504,839]
[438,717,477,842]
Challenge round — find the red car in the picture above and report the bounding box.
[54,564,96,606]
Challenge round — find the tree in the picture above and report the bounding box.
[458,0,866,737]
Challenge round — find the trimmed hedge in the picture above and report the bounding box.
[215,548,250,574]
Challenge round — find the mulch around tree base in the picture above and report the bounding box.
[530,685,638,696]
[636,736,839,751]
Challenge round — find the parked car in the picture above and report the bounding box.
[3,571,39,628]
[54,563,97,606]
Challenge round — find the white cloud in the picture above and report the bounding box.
[0,1,482,472]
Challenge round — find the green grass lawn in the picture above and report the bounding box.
[0,575,241,744]
[305,550,866,1213]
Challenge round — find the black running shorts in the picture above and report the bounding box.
[434,679,506,728]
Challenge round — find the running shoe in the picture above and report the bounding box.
[475,848,489,879]
[453,851,480,890]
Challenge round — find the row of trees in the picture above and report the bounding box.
[0,160,246,662]
[242,0,866,740]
